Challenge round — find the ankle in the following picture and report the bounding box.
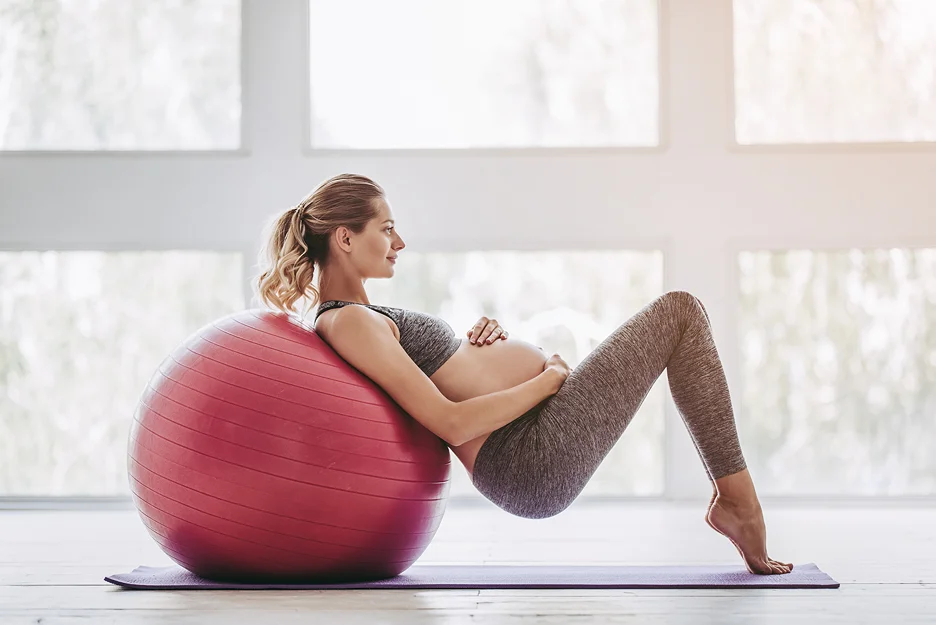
[714,468,756,498]
[714,492,761,512]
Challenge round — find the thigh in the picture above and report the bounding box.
[537,292,688,452]
[473,291,694,517]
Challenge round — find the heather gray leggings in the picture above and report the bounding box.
[470,290,747,519]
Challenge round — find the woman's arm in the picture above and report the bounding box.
[448,370,562,446]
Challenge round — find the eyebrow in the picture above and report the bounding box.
[382,220,395,224]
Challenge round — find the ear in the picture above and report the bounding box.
[333,226,352,251]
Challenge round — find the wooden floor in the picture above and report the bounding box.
[3,500,935,624]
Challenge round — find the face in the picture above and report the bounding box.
[340,197,405,278]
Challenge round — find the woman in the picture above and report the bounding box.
[255,173,792,575]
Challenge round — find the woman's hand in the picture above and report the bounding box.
[543,353,571,394]
[467,316,508,345]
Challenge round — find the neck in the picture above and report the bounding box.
[317,269,369,305]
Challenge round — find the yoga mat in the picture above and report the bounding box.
[106,562,838,589]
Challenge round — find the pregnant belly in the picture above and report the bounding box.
[430,337,548,401]
[429,337,548,473]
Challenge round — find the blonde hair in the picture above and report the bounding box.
[254,173,385,319]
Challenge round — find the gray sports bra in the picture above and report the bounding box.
[315,300,462,377]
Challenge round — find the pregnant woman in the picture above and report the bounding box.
[255,173,792,575]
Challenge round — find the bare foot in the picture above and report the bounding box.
[705,487,717,527]
[706,495,793,575]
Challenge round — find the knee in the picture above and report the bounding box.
[663,290,700,305]
[661,290,709,322]
[661,290,704,313]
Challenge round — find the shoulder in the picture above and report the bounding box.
[314,306,396,370]
[314,303,358,338]
[311,303,458,445]
[315,303,400,342]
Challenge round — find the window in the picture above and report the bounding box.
[738,248,936,494]
[309,0,659,149]
[733,0,936,144]
[0,0,241,150]
[363,250,666,497]
[0,251,245,495]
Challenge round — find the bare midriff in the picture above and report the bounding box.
[428,335,547,474]
[316,307,547,476]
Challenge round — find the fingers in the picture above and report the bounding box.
[466,318,507,345]
[482,324,507,344]
[467,317,488,344]
[478,321,497,344]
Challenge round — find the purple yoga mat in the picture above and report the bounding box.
[105,562,838,589]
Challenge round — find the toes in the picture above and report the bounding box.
[753,558,793,575]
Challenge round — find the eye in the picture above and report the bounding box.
[386,227,394,233]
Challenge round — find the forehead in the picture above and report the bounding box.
[376,198,394,220]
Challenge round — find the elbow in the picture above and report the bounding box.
[444,426,465,448]
[441,402,465,447]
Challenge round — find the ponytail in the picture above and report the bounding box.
[253,173,384,319]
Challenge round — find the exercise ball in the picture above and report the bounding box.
[128,308,451,583]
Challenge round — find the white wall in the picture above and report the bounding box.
[1,0,934,500]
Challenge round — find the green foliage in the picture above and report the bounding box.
[0,251,244,495]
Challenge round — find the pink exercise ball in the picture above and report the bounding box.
[128,309,451,583]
